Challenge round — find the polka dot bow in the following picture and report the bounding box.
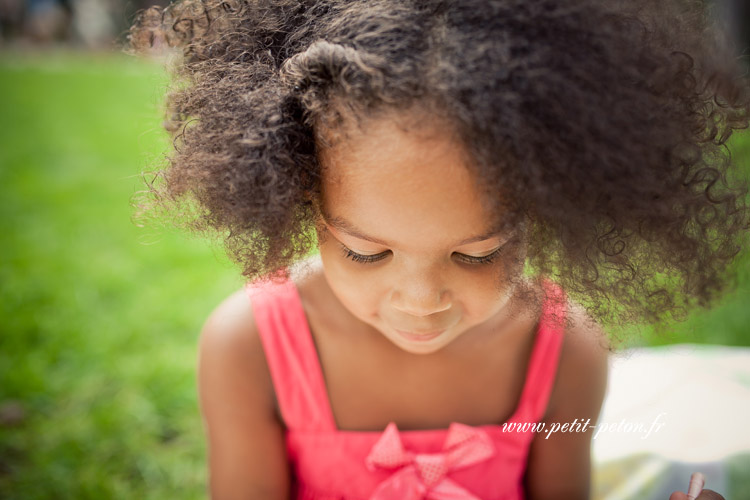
[365,422,495,500]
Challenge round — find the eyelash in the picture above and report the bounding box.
[339,244,505,265]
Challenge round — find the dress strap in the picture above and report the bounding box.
[245,276,337,432]
[512,278,567,423]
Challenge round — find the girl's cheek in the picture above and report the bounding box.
[318,242,370,292]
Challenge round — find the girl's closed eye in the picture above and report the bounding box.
[338,242,509,265]
[339,245,389,264]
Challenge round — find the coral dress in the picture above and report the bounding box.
[245,276,566,500]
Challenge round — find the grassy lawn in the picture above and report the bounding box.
[0,50,748,498]
[0,51,242,498]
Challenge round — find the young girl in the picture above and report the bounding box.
[128,0,750,498]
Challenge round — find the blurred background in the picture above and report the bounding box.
[0,0,749,498]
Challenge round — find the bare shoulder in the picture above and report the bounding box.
[200,288,261,355]
[548,298,610,418]
[198,288,289,500]
[523,296,610,499]
[199,288,274,405]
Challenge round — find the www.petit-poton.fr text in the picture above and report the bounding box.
[502,413,667,440]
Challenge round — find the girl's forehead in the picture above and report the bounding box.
[316,114,503,247]
[316,110,469,178]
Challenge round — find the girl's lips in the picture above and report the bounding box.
[394,329,445,342]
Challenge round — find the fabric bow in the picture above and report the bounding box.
[365,422,495,500]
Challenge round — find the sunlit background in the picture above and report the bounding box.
[1,0,749,498]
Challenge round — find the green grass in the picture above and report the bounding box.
[0,51,243,499]
[0,50,749,498]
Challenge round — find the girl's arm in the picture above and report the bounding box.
[524,301,610,500]
[198,289,290,500]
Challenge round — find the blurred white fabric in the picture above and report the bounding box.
[592,344,750,500]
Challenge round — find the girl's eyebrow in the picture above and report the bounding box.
[320,212,508,246]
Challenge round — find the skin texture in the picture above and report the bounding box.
[314,113,526,356]
[198,114,612,499]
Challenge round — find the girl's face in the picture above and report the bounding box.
[315,113,524,355]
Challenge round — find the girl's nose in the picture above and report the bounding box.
[389,276,452,317]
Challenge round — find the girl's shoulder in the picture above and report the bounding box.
[196,254,329,403]
[548,298,610,421]
[199,286,266,374]
[523,296,610,496]
[197,286,291,498]
[198,284,280,421]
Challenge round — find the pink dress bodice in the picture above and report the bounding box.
[245,276,566,500]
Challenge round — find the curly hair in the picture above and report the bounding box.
[126,0,750,339]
